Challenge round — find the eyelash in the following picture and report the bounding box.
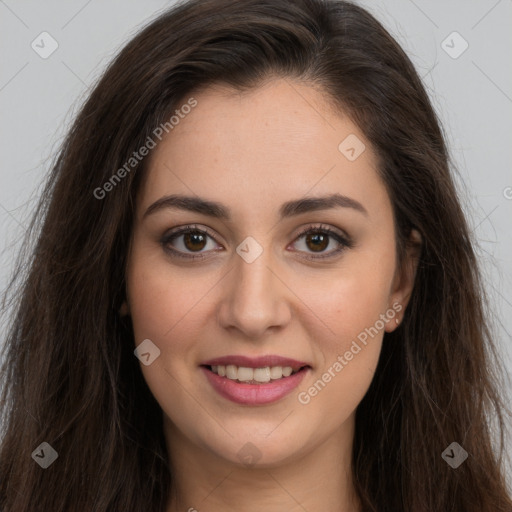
[160,223,353,261]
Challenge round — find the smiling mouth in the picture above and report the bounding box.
[202,364,310,384]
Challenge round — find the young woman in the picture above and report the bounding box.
[1,0,511,510]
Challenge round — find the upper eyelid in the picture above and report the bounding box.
[294,223,350,241]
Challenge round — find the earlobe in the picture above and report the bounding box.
[119,300,130,316]
[384,300,403,332]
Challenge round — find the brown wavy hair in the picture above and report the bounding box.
[1,0,511,510]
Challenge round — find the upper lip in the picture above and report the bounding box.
[201,355,311,371]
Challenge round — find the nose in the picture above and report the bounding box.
[216,245,292,340]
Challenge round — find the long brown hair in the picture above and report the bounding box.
[1,0,511,510]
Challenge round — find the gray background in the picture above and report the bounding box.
[1,0,511,466]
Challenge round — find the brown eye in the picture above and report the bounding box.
[304,232,329,252]
[161,225,222,260]
[291,224,353,260]
[161,223,353,261]
[182,231,208,252]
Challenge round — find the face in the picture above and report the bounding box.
[124,78,418,469]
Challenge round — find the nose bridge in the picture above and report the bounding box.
[217,239,290,337]
[236,251,274,303]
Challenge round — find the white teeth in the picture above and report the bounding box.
[253,367,271,383]
[210,364,300,382]
[282,367,293,377]
[226,364,238,379]
[269,366,283,379]
[236,366,254,381]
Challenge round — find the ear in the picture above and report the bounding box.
[385,228,422,332]
[119,300,130,317]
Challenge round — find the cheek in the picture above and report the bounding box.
[295,277,389,423]
[292,249,395,411]
[126,254,223,381]
[302,254,395,352]
[126,260,213,417]
[126,244,210,342]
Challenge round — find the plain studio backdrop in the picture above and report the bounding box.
[0,0,511,482]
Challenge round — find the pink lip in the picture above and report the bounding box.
[201,366,310,406]
[201,355,310,371]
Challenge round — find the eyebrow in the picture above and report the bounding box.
[143,193,368,220]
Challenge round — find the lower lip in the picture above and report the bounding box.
[201,366,309,405]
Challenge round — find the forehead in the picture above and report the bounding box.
[139,78,389,223]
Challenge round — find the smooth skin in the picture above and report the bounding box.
[122,78,421,512]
